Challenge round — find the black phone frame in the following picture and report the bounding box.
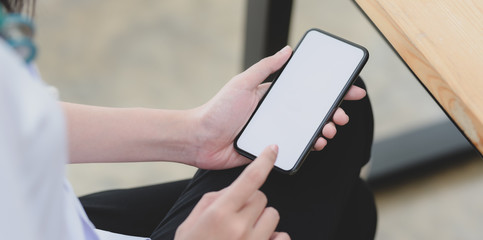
[234,28,369,175]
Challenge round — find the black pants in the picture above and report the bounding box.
[80,79,377,240]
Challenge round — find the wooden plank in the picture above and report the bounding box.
[355,0,483,153]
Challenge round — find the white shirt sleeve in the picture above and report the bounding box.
[0,39,96,240]
[0,39,152,240]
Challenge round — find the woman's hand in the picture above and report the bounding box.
[175,145,290,240]
[191,46,366,170]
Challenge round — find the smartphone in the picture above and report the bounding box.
[234,28,368,174]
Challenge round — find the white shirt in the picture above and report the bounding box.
[0,39,149,240]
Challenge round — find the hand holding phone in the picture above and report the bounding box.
[234,29,369,174]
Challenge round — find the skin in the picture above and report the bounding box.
[63,46,366,168]
[174,145,290,240]
[62,46,366,239]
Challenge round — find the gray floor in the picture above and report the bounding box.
[34,0,483,239]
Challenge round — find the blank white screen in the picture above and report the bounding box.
[236,30,365,171]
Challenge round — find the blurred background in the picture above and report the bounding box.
[34,0,483,239]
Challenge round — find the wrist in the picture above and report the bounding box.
[187,105,212,167]
[149,107,203,166]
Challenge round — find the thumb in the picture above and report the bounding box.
[270,232,291,240]
[256,82,272,101]
[238,46,292,90]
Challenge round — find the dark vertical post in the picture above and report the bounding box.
[243,0,293,71]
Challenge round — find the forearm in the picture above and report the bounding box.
[62,102,200,165]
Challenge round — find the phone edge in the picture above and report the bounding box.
[234,28,369,175]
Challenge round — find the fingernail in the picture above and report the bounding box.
[270,144,279,154]
[277,45,290,54]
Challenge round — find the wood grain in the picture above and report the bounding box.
[355,0,483,154]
